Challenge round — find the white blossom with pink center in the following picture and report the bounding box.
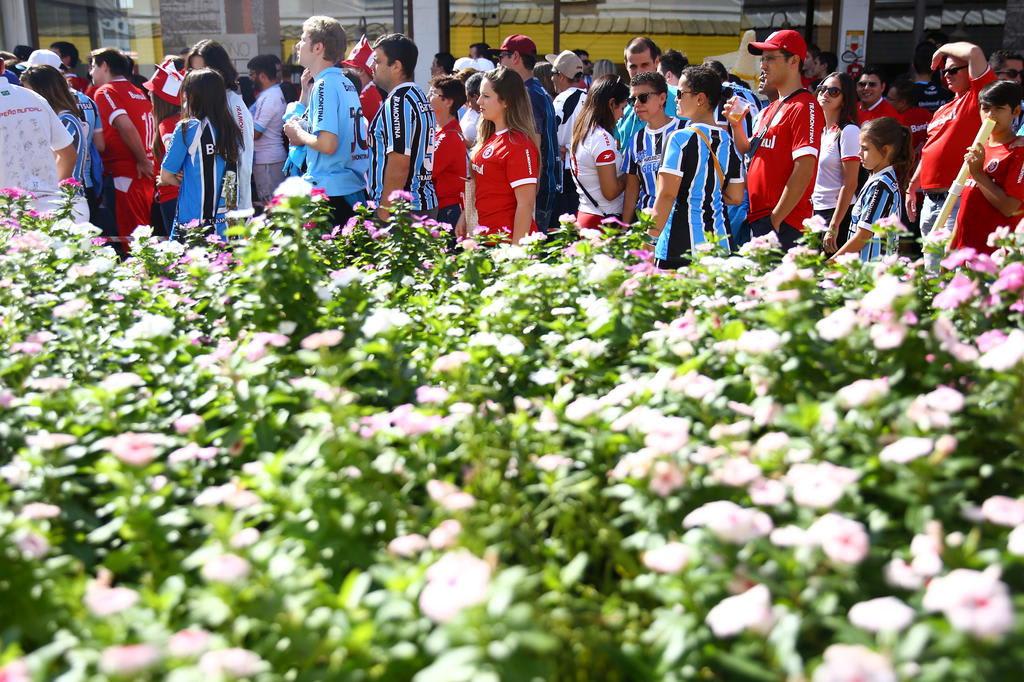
[705,584,774,637]
[683,501,773,544]
[812,644,896,682]
[848,596,915,632]
[922,566,1014,637]
[641,542,691,574]
[99,644,161,676]
[807,513,869,564]
[418,551,492,623]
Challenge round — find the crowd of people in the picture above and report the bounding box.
[1,24,1023,265]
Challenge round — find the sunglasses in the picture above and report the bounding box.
[816,85,842,97]
[996,68,1021,79]
[942,64,968,77]
[627,92,659,105]
[857,81,880,88]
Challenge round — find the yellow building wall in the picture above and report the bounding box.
[450,25,741,65]
[39,34,164,70]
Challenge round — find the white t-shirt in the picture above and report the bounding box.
[553,86,587,169]
[0,84,73,206]
[226,89,255,210]
[251,84,287,165]
[570,126,624,216]
[460,107,479,146]
[812,123,860,210]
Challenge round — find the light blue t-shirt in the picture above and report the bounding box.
[304,67,369,197]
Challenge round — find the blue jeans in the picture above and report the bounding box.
[920,190,959,270]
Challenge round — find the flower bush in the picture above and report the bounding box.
[1,185,1024,681]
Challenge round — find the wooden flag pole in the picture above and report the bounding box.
[942,117,996,253]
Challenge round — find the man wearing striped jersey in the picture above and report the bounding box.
[547,50,588,219]
[621,71,686,224]
[649,66,744,269]
[368,33,438,218]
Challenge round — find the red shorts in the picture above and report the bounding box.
[112,175,156,241]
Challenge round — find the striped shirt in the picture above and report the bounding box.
[368,82,438,210]
[57,111,87,188]
[74,90,103,188]
[621,116,686,214]
[525,77,560,208]
[162,118,227,238]
[657,123,743,260]
[850,165,901,261]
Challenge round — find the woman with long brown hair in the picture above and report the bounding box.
[159,68,242,239]
[569,74,629,228]
[812,71,860,252]
[456,67,540,244]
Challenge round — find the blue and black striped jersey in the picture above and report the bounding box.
[851,165,901,261]
[621,117,687,214]
[367,82,438,211]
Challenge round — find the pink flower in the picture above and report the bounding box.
[85,583,139,616]
[977,329,1009,353]
[981,496,1024,527]
[705,584,774,637]
[812,645,896,682]
[201,553,251,584]
[649,460,685,497]
[99,644,161,676]
[388,189,414,203]
[168,443,219,464]
[429,519,462,549]
[933,274,978,309]
[884,558,924,590]
[416,385,450,404]
[736,329,783,355]
[388,533,429,557]
[836,377,889,408]
[96,432,169,467]
[878,436,933,464]
[641,542,691,573]
[642,416,690,455]
[714,457,762,488]
[978,329,1024,371]
[432,351,470,372]
[230,528,261,549]
[167,629,212,658]
[940,247,977,270]
[19,502,60,519]
[15,531,49,559]
[24,432,76,450]
[53,297,88,319]
[173,414,204,434]
[808,513,869,564]
[0,659,30,682]
[785,462,859,509]
[749,478,787,506]
[300,329,343,350]
[816,306,858,341]
[426,479,476,511]
[992,261,1024,294]
[923,567,1014,637]
[925,385,964,413]
[418,551,492,623]
[683,501,773,544]
[198,648,267,678]
[869,321,906,350]
[848,596,915,632]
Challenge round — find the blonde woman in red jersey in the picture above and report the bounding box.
[456,67,540,244]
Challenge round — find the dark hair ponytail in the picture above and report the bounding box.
[861,117,914,191]
[181,68,243,166]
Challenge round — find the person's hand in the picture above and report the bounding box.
[375,205,390,222]
[299,68,314,102]
[905,178,920,221]
[455,215,467,239]
[964,142,985,180]
[769,212,781,232]
[823,226,838,253]
[721,96,742,128]
[136,158,154,178]
[283,118,304,145]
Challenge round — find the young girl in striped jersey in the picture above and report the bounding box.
[159,68,242,240]
[831,117,913,262]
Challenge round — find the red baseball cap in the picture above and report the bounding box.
[748,29,807,61]
[499,34,537,57]
[342,35,375,77]
[143,58,185,105]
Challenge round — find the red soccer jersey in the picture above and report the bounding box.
[471,129,539,238]
[950,141,1024,253]
[155,114,181,203]
[898,106,933,157]
[360,82,383,123]
[858,97,900,125]
[95,78,154,177]
[747,89,824,230]
[433,118,467,209]
[919,68,997,190]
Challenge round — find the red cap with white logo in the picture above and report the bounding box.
[342,35,376,77]
[143,58,185,105]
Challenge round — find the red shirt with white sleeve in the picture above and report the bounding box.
[857,97,900,125]
[747,89,824,230]
[95,77,154,177]
[919,68,997,190]
[471,128,539,237]
[360,82,383,123]
[950,141,1024,253]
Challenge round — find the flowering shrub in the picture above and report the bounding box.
[2,187,1024,681]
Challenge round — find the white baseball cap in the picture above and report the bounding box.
[24,49,63,70]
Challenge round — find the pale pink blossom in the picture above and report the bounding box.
[300,329,343,350]
[869,321,906,350]
[100,372,145,391]
[641,542,691,573]
[85,582,139,616]
[432,351,470,372]
[198,648,267,678]
[736,329,783,355]
[836,377,889,408]
[167,629,212,658]
[201,553,251,584]
[884,558,924,590]
[770,525,811,547]
[649,460,685,497]
[925,385,964,413]
[705,584,774,637]
[230,528,260,548]
[978,329,1024,371]
[194,481,261,509]
[0,659,29,682]
[168,443,219,464]
[416,385,450,404]
[812,644,896,682]
[388,533,429,557]
[848,596,915,632]
[977,329,1009,353]
[933,273,978,309]
[642,416,690,455]
[981,496,1024,527]
[923,567,1014,637]
[173,414,204,434]
[749,478,787,506]
[15,531,49,559]
[418,551,492,623]
[19,502,60,519]
[99,644,161,675]
[1007,525,1024,555]
[878,437,933,464]
[535,454,574,471]
[429,519,463,549]
[785,462,859,509]
[683,501,773,544]
[25,376,70,392]
[96,432,170,467]
[426,479,476,511]
[815,306,858,341]
[808,513,869,564]
[714,457,762,487]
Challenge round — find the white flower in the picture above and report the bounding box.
[273,176,314,197]
[418,551,492,623]
[812,645,896,682]
[979,330,1024,371]
[586,254,622,284]
[530,368,559,386]
[125,313,175,342]
[496,334,525,356]
[361,308,412,337]
[1008,525,1024,555]
[641,542,691,573]
[131,225,154,240]
[736,329,782,355]
[879,437,934,464]
[848,597,915,632]
[683,501,773,544]
[705,584,774,637]
[923,567,1014,637]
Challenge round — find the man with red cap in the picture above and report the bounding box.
[342,36,383,122]
[497,34,559,231]
[727,29,823,251]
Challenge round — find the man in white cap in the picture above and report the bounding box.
[547,50,588,218]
